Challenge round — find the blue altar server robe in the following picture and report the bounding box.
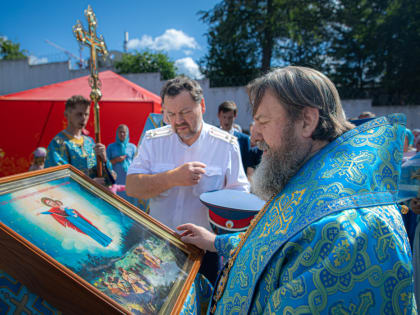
[45,131,114,184]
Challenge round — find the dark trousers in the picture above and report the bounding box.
[198,251,220,285]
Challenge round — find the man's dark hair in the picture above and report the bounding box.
[65,95,90,111]
[218,101,237,115]
[247,66,354,142]
[160,76,203,105]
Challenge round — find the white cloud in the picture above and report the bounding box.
[175,57,204,79]
[28,55,48,65]
[127,29,199,52]
[126,38,142,50]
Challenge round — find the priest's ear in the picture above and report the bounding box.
[300,106,319,139]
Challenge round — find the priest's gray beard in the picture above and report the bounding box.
[251,123,312,201]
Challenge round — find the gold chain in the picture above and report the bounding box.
[210,194,276,314]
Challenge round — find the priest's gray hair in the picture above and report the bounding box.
[247,66,354,142]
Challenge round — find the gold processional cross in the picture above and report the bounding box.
[73,5,108,177]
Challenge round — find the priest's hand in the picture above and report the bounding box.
[177,223,217,252]
[94,143,107,161]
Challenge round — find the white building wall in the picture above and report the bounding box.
[122,72,162,95]
[1,59,419,131]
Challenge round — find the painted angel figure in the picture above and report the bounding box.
[39,197,112,247]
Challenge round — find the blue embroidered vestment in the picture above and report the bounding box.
[45,131,113,184]
[182,114,417,314]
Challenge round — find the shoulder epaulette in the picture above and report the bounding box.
[146,125,173,139]
[209,127,237,145]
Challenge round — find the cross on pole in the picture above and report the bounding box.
[73,5,108,177]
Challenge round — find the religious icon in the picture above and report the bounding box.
[0,165,202,314]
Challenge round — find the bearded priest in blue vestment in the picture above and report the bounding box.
[178,66,417,314]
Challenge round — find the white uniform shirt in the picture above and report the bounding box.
[128,122,250,231]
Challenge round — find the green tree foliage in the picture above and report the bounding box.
[324,0,420,103]
[274,0,333,69]
[115,51,177,80]
[200,0,420,103]
[246,0,332,70]
[375,0,420,104]
[199,1,261,87]
[199,0,330,86]
[0,37,27,60]
[326,0,390,95]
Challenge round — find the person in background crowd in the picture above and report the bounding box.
[107,124,137,204]
[29,147,47,171]
[217,101,260,178]
[415,136,420,152]
[411,129,420,151]
[411,193,420,308]
[403,128,416,163]
[399,147,420,307]
[45,95,114,186]
[247,121,263,180]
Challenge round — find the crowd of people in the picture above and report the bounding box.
[27,66,418,313]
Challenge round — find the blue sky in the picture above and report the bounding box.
[0,0,221,78]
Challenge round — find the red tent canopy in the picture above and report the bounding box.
[0,70,162,177]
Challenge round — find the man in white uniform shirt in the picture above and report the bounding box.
[126,76,249,283]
